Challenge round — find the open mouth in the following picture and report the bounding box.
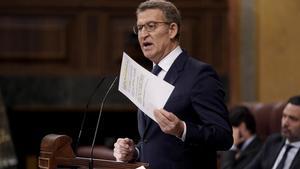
[143,42,153,49]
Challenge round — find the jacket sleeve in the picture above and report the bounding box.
[184,65,233,150]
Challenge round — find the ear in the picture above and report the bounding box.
[168,23,178,39]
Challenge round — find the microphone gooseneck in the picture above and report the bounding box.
[89,76,119,169]
[74,77,105,154]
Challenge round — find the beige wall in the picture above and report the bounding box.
[256,0,300,102]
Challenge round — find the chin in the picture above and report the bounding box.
[143,53,154,60]
[282,132,290,138]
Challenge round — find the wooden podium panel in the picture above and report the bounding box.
[38,134,149,169]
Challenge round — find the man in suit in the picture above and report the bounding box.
[245,95,300,169]
[221,106,262,169]
[113,0,233,169]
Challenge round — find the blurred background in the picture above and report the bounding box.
[0,0,299,169]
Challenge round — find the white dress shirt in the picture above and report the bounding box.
[271,140,300,169]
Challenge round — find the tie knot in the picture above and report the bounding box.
[151,64,162,76]
[285,144,293,151]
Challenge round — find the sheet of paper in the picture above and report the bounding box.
[136,166,146,169]
[118,52,174,122]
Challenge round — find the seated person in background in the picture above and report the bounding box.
[245,95,300,169]
[221,105,262,169]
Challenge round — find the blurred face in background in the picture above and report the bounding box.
[281,103,300,142]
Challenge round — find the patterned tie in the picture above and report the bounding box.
[276,144,293,169]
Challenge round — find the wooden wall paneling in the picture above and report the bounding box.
[98,12,111,75]
[107,16,136,74]
[190,12,212,65]
[70,11,108,75]
[85,12,103,74]
[0,15,68,61]
[180,18,196,57]
[0,11,87,75]
[228,0,240,104]
[181,8,228,76]
[68,12,87,73]
[210,11,229,76]
[0,0,230,76]
[174,0,227,9]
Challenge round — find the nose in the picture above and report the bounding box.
[282,116,289,127]
[139,28,149,38]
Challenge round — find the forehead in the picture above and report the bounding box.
[137,9,165,24]
[283,103,300,117]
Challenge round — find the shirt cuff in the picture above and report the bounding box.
[180,121,187,141]
[134,147,140,160]
[229,144,238,151]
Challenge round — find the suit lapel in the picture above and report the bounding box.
[238,137,261,158]
[142,52,188,137]
[163,51,187,85]
[267,140,285,168]
[137,109,146,136]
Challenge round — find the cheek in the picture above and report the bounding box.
[282,117,288,126]
[152,35,161,45]
[138,37,143,46]
[294,123,300,132]
[153,32,169,44]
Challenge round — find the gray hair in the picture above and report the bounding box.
[136,0,181,41]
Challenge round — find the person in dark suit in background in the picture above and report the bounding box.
[221,106,262,169]
[245,95,300,169]
[113,0,233,169]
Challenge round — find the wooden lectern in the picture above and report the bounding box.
[38,134,149,169]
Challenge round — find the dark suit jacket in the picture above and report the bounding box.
[221,136,262,169]
[245,133,300,169]
[136,51,233,169]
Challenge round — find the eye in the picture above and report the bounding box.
[137,25,143,31]
[146,22,156,30]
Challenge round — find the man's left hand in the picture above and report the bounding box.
[154,109,184,138]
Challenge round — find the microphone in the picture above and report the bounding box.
[74,77,105,154]
[89,76,119,169]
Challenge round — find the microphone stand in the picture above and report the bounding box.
[74,77,105,154]
[89,76,119,169]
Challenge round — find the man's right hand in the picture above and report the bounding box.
[232,127,244,146]
[113,138,136,162]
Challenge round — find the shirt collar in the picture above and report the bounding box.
[285,139,300,149]
[153,46,182,72]
[241,135,256,150]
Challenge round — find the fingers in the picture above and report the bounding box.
[154,109,184,137]
[113,138,135,162]
[155,109,176,122]
[232,127,245,145]
[154,109,169,129]
[232,127,240,145]
[115,138,133,148]
[114,138,134,153]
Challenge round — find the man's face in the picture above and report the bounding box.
[136,9,177,63]
[281,103,300,142]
